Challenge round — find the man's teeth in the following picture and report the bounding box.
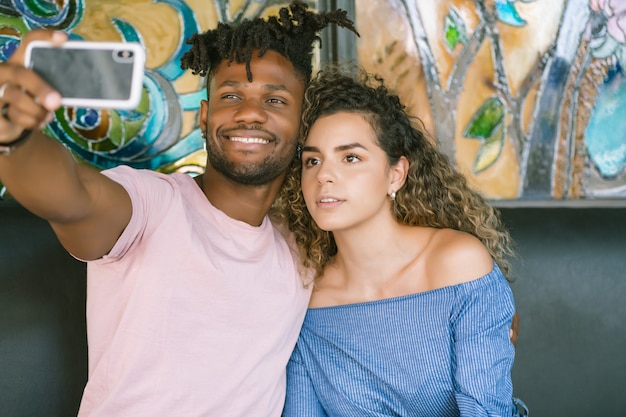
[229,137,269,144]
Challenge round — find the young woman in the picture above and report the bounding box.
[275,69,527,416]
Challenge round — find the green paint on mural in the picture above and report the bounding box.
[463,97,505,138]
[444,7,467,51]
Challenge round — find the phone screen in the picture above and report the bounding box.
[26,42,144,108]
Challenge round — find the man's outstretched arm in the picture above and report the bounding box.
[0,30,132,260]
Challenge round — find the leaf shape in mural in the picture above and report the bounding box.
[444,7,468,51]
[474,123,505,173]
[495,0,527,27]
[464,96,504,138]
[463,97,505,173]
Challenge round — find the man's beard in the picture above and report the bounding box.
[205,132,296,186]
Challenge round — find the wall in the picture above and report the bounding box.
[501,207,626,417]
[1,201,625,416]
[0,200,87,417]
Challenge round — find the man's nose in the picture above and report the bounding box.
[234,98,268,124]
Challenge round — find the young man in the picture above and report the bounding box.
[0,2,357,416]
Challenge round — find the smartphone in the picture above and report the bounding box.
[24,40,145,109]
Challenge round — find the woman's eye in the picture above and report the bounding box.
[304,157,320,167]
[345,154,361,163]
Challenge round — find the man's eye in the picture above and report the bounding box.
[267,97,286,105]
[221,94,239,100]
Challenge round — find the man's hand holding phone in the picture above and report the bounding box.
[24,38,145,110]
[0,30,64,146]
[0,29,146,153]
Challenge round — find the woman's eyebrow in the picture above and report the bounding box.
[302,143,367,153]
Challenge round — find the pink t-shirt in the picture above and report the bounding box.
[77,166,311,417]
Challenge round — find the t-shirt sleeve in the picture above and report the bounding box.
[450,267,518,417]
[95,165,174,263]
[283,342,327,417]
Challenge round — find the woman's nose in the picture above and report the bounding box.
[316,162,336,184]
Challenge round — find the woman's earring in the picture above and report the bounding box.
[389,191,396,200]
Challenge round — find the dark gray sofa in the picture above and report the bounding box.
[1,199,624,416]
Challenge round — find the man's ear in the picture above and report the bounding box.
[390,156,409,194]
[200,100,209,134]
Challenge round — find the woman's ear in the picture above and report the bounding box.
[390,156,409,194]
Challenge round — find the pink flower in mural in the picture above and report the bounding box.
[590,0,626,43]
[588,0,626,68]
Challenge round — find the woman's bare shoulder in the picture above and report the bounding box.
[424,228,494,287]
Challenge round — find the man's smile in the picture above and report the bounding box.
[228,136,271,144]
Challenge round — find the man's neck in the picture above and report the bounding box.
[196,170,284,227]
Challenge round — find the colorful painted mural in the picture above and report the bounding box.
[2,0,625,202]
[355,0,626,201]
[0,0,297,196]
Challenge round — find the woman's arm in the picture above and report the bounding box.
[450,266,519,417]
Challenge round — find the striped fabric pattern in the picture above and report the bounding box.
[283,264,521,417]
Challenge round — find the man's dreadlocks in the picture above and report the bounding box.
[180,0,358,83]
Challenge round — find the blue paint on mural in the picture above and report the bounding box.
[494,0,528,27]
[586,64,626,178]
[0,0,208,174]
[155,0,201,82]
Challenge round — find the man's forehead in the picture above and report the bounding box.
[210,51,305,91]
[215,79,290,92]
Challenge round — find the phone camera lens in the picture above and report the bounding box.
[117,50,134,59]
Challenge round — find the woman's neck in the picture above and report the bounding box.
[331,217,417,286]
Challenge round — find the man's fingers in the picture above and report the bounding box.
[0,64,61,112]
[3,94,54,131]
[8,29,67,65]
[510,311,520,347]
[0,66,60,139]
[0,30,64,140]
[0,29,64,113]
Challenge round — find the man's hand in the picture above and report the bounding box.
[0,30,64,143]
[510,311,520,347]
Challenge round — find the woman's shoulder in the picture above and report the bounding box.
[423,228,494,288]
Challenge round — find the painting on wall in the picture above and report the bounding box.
[0,0,299,198]
[2,0,625,203]
[354,0,626,202]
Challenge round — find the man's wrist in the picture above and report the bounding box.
[0,129,34,156]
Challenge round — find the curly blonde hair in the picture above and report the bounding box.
[272,68,515,283]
